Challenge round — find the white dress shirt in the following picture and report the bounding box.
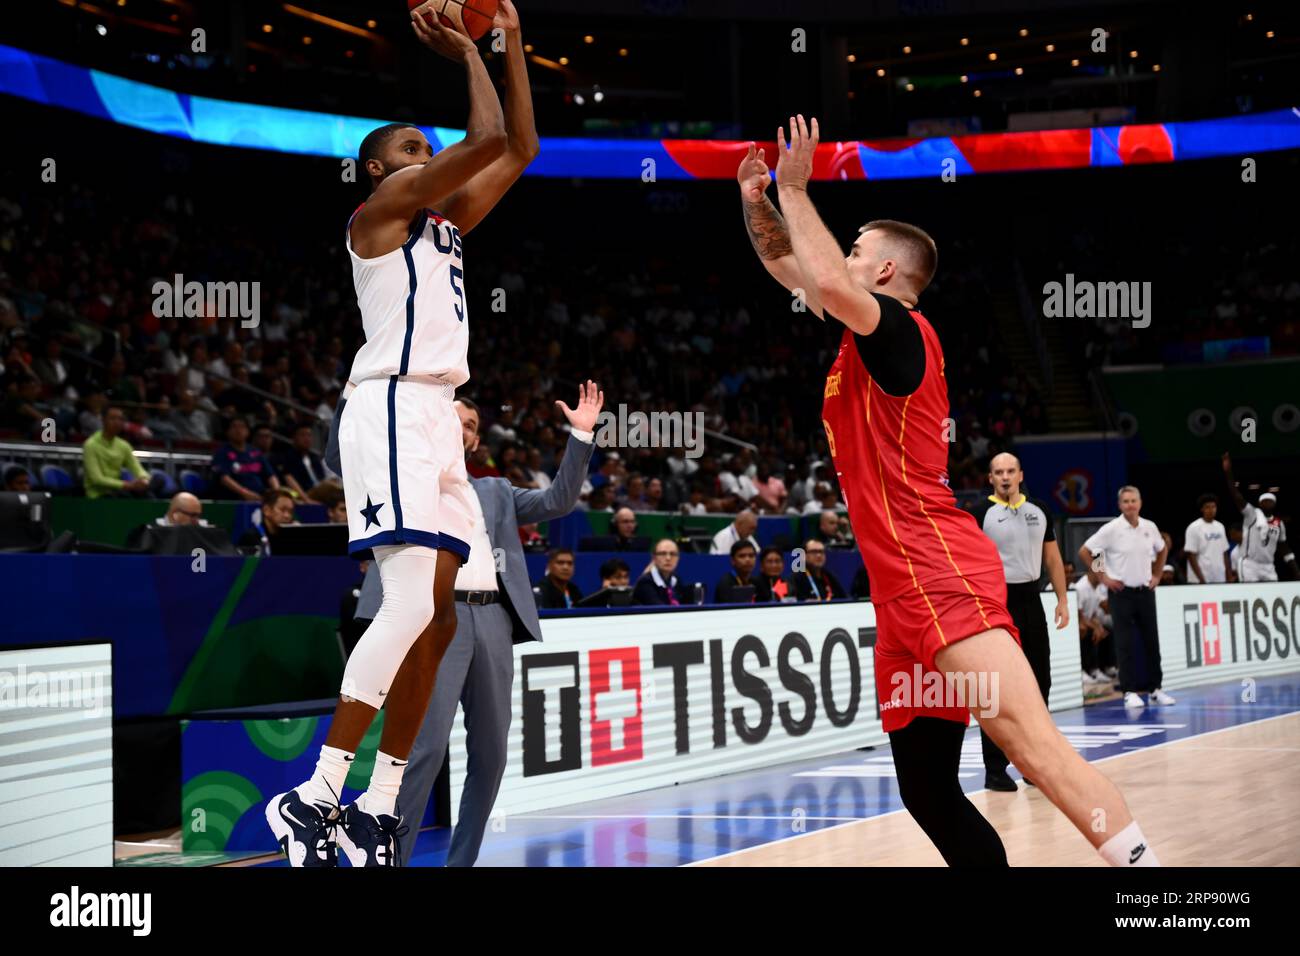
[453,426,593,591]
[455,491,497,591]
[1084,515,1163,588]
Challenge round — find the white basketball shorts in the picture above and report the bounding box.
[1239,558,1279,583]
[338,375,475,561]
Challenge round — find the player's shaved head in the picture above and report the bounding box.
[854,220,938,293]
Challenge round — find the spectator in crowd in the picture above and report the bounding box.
[802,482,831,515]
[586,482,615,512]
[1,375,46,437]
[710,508,759,555]
[126,492,208,547]
[1079,485,1174,710]
[1184,493,1232,583]
[814,510,852,549]
[792,539,846,602]
[327,497,348,524]
[251,422,279,465]
[74,389,107,438]
[610,507,643,550]
[83,406,151,499]
[679,483,708,515]
[715,540,758,603]
[167,389,212,442]
[523,447,551,491]
[32,338,71,394]
[599,558,631,589]
[718,450,757,502]
[239,487,296,555]
[644,477,666,512]
[620,474,650,511]
[1159,563,1177,586]
[3,464,31,492]
[277,423,328,502]
[751,461,787,513]
[753,546,791,602]
[535,548,583,609]
[162,491,205,527]
[211,416,279,501]
[632,538,694,605]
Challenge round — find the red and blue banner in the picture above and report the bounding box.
[3,42,1297,180]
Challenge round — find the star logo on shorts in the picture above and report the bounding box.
[360,495,385,530]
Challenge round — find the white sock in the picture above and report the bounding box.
[297,744,353,810]
[357,751,407,818]
[1099,820,1160,867]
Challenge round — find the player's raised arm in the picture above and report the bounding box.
[738,144,823,318]
[775,115,882,336]
[439,0,540,236]
[355,15,507,245]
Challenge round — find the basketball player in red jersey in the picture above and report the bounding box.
[738,116,1160,867]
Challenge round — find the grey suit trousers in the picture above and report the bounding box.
[397,600,514,866]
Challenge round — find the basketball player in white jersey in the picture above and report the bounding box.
[268,3,539,867]
[1223,453,1298,582]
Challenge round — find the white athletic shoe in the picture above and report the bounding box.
[1104,666,1119,678]
[1123,692,1146,709]
[1148,688,1176,706]
[1088,669,1109,682]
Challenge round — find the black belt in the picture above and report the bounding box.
[455,589,501,605]
[1006,580,1044,593]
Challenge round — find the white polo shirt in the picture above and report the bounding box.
[710,524,759,556]
[1183,517,1229,583]
[1083,515,1163,588]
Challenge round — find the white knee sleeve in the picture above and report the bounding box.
[339,545,438,708]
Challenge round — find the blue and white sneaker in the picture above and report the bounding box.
[265,789,340,867]
[337,801,408,867]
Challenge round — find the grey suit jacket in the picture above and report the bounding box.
[325,398,593,643]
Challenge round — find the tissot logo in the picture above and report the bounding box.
[520,627,877,777]
[1183,596,1300,667]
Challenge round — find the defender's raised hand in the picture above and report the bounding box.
[776,114,819,191]
[556,379,605,434]
[737,143,772,203]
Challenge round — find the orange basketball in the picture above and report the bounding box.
[408,0,498,42]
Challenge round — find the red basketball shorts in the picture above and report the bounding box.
[873,567,1021,733]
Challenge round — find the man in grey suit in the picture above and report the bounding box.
[326,380,602,865]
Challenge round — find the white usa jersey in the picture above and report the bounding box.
[345,202,469,387]
[1241,503,1287,564]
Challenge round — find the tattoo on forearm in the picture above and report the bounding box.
[742,198,793,260]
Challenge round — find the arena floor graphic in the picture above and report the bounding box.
[230,672,1300,867]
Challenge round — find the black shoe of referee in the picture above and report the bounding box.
[985,769,1018,792]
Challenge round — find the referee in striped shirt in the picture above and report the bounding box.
[970,453,1070,792]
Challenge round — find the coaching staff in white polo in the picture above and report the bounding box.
[969,452,1069,792]
[327,381,601,865]
[1078,485,1176,711]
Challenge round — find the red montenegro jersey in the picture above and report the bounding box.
[820,297,1004,605]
